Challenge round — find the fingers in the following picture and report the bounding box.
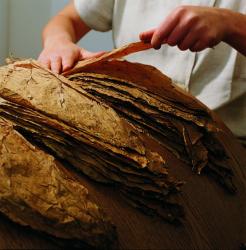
[62,55,75,72]
[39,55,74,73]
[38,49,106,74]
[178,31,198,51]
[165,21,190,47]
[139,6,223,52]
[190,41,207,52]
[38,56,51,69]
[139,28,155,43]
[38,41,82,74]
[50,56,62,74]
[151,10,180,49]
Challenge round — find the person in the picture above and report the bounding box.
[38,0,246,142]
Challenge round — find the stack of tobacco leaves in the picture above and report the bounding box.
[0,42,238,247]
[68,71,236,194]
[0,118,116,249]
[0,60,184,224]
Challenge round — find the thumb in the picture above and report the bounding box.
[80,48,107,60]
[139,28,156,42]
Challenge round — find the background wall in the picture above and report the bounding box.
[0,0,9,64]
[8,0,51,60]
[0,0,113,65]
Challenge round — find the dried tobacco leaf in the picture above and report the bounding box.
[0,60,183,223]
[0,41,237,235]
[0,42,240,250]
[67,66,235,194]
[63,41,152,76]
[0,118,116,249]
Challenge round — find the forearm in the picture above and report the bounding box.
[43,16,77,46]
[223,9,246,56]
[42,3,90,47]
[39,2,93,73]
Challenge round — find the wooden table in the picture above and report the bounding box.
[0,129,245,250]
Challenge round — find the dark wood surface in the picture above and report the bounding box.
[0,129,245,250]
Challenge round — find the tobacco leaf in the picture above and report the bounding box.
[63,41,152,76]
[0,118,116,249]
[0,60,182,223]
[68,71,235,193]
[0,41,238,238]
[67,59,216,125]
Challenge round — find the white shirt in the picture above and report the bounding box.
[74,0,246,137]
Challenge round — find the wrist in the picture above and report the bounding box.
[43,34,73,48]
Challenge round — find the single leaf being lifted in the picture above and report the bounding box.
[0,118,116,249]
[63,42,152,76]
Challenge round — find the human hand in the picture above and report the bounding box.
[38,37,106,74]
[140,6,230,52]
